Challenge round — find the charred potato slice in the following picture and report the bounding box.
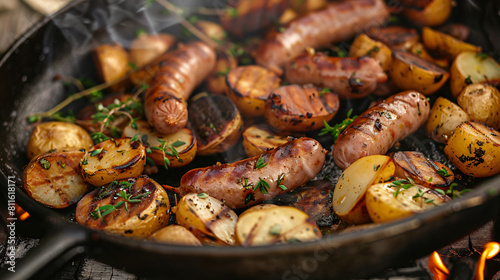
[27,121,93,160]
[367,26,420,51]
[422,27,481,60]
[226,65,280,117]
[205,51,238,95]
[450,52,500,98]
[176,193,238,246]
[409,42,449,69]
[220,0,289,37]
[349,34,392,72]
[81,138,146,186]
[76,176,170,237]
[444,122,500,177]
[150,225,202,246]
[389,51,449,95]
[235,206,322,246]
[242,124,290,157]
[425,97,471,143]
[366,182,450,223]
[438,23,470,41]
[94,43,131,91]
[403,0,452,27]
[457,84,500,130]
[265,85,339,132]
[393,151,454,189]
[122,120,197,168]
[189,94,243,156]
[332,155,396,224]
[23,150,88,208]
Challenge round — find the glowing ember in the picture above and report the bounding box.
[474,242,500,280]
[429,251,449,280]
[14,204,30,221]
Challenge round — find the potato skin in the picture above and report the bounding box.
[422,27,481,60]
[94,43,131,91]
[150,225,202,246]
[425,97,470,143]
[403,0,452,27]
[27,121,93,160]
[23,150,88,208]
[457,84,500,130]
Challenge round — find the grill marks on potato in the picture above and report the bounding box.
[367,26,420,51]
[242,124,290,157]
[393,151,454,188]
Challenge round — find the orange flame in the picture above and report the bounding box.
[474,242,500,280]
[429,251,449,280]
[14,204,30,221]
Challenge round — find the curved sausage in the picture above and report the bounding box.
[179,137,326,209]
[144,42,216,134]
[254,0,390,75]
[284,53,387,99]
[332,90,430,169]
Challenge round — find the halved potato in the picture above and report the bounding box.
[367,26,420,51]
[226,65,280,117]
[403,0,452,27]
[122,120,197,168]
[195,20,227,43]
[81,138,146,186]
[278,8,298,24]
[332,155,396,224]
[444,122,500,177]
[27,121,93,160]
[349,34,392,71]
[176,193,238,246]
[265,85,339,132]
[422,27,481,60]
[188,94,243,156]
[94,43,131,91]
[75,176,170,237]
[150,225,202,246]
[457,84,500,130]
[242,124,290,157]
[392,151,454,189]
[425,97,471,143]
[235,206,322,246]
[409,42,449,69]
[449,52,500,98]
[23,150,88,208]
[205,51,238,95]
[366,182,450,223]
[239,204,278,217]
[389,51,449,95]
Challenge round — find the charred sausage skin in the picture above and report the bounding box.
[285,53,388,99]
[179,137,326,209]
[144,42,216,134]
[254,0,390,75]
[333,90,430,169]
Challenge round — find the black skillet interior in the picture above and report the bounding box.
[1,0,500,279]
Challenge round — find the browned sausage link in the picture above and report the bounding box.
[144,42,216,134]
[285,53,388,99]
[179,137,326,209]
[254,0,390,75]
[332,90,430,169]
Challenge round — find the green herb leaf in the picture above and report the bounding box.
[227,7,238,18]
[269,224,281,236]
[255,155,268,169]
[318,110,357,142]
[254,178,270,194]
[28,115,40,123]
[245,193,255,205]
[198,193,209,199]
[437,167,451,177]
[39,159,51,170]
[90,148,103,157]
[81,158,88,165]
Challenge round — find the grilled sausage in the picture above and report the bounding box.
[332,90,430,169]
[285,53,387,99]
[144,42,216,134]
[254,0,390,75]
[179,137,326,209]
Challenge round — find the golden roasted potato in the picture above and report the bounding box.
[226,65,280,117]
[409,42,449,69]
[449,52,500,98]
[188,94,243,156]
[422,27,481,60]
[444,122,500,177]
[366,182,451,223]
[403,0,452,27]
[438,23,470,41]
[265,85,339,132]
[278,8,298,24]
[94,43,131,91]
[81,138,146,186]
[349,34,392,72]
[150,225,202,246]
[425,97,471,143]
[205,51,238,95]
[76,176,170,237]
[122,120,197,168]
[194,20,227,42]
[242,124,290,157]
[27,121,93,160]
[367,26,420,51]
[239,204,278,217]
[235,206,322,246]
[23,150,88,208]
[176,193,238,246]
[457,84,500,130]
[389,51,449,95]
[332,155,396,224]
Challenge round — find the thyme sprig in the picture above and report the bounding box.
[154,140,186,170]
[319,109,358,142]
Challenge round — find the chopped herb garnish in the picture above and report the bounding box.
[255,155,268,169]
[464,75,473,85]
[39,159,51,170]
[277,173,287,190]
[319,109,358,142]
[254,178,270,194]
[198,193,209,199]
[81,158,88,165]
[215,67,231,77]
[90,148,103,157]
[269,224,281,236]
[428,177,433,182]
[227,7,238,18]
[366,46,380,56]
[475,52,488,60]
[437,167,451,177]
[245,193,255,205]
[435,189,446,195]
[136,28,146,37]
[28,116,40,123]
[128,62,137,71]
[373,164,381,171]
